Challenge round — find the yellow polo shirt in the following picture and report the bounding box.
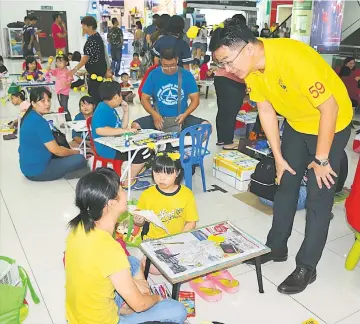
[245,38,353,135]
[65,224,129,324]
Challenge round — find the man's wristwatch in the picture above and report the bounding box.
[314,157,329,167]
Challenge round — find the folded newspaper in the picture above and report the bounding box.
[128,205,170,234]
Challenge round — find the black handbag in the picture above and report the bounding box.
[51,125,70,158]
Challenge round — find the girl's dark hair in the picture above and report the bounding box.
[209,18,256,53]
[68,168,121,233]
[152,154,184,185]
[81,16,97,30]
[339,66,351,77]
[11,90,26,101]
[72,51,81,62]
[25,56,36,70]
[168,15,185,37]
[202,55,211,66]
[21,87,52,126]
[56,53,69,66]
[79,95,96,110]
[136,21,143,29]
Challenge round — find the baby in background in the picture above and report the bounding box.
[47,53,73,121]
[135,153,199,274]
[22,56,44,81]
[22,55,42,71]
[130,52,141,80]
[120,72,136,103]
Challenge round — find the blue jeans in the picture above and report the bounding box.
[259,185,307,210]
[116,257,187,324]
[111,45,122,75]
[26,154,86,181]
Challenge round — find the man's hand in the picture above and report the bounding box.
[308,161,337,189]
[176,114,186,125]
[275,157,296,185]
[121,101,129,112]
[152,112,164,130]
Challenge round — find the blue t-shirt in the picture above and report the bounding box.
[142,67,198,117]
[72,112,86,140]
[92,102,122,159]
[152,36,192,67]
[19,110,54,176]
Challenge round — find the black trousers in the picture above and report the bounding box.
[87,77,102,105]
[267,122,351,270]
[57,94,71,122]
[214,76,246,144]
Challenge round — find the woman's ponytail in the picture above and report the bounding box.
[68,209,95,232]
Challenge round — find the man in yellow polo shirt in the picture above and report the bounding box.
[210,19,352,294]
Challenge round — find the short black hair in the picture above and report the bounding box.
[99,81,122,101]
[68,52,73,56]
[52,13,60,21]
[81,16,97,30]
[56,53,69,66]
[111,17,118,25]
[152,154,184,185]
[209,18,256,53]
[25,56,36,70]
[136,21,143,29]
[152,14,160,20]
[133,52,139,57]
[120,72,129,78]
[168,15,185,35]
[24,16,30,21]
[72,51,81,62]
[232,14,246,24]
[79,95,96,109]
[192,58,200,66]
[157,14,171,34]
[160,47,178,60]
[30,16,38,22]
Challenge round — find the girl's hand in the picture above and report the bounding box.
[133,214,145,226]
[308,161,337,189]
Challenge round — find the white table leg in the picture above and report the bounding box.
[127,150,132,201]
[83,132,87,157]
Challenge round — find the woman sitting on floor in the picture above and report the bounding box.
[65,167,187,324]
[19,87,87,181]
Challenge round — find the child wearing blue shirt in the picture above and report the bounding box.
[70,96,95,150]
[92,81,152,190]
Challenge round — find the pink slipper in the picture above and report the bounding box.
[206,270,240,294]
[189,277,222,302]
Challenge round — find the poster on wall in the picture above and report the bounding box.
[310,0,345,54]
[147,0,176,15]
[290,0,313,44]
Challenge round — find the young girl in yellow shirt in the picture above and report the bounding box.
[136,153,199,273]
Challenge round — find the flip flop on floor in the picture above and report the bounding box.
[189,277,222,302]
[206,270,240,294]
[222,144,238,150]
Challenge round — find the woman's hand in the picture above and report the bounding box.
[275,157,296,185]
[308,161,337,189]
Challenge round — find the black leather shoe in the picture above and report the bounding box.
[277,267,317,295]
[245,253,288,266]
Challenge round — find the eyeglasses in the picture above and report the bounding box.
[215,42,248,69]
[161,64,178,71]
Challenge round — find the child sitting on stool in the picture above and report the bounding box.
[120,72,136,103]
[130,52,141,80]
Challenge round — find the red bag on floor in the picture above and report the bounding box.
[346,158,360,232]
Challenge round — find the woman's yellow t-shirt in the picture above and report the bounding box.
[65,224,129,324]
[137,185,199,239]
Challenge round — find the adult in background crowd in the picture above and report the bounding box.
[210,18,352,294]
[143,14,160,51]
[132,48,209,131]
[133,21,144,55]
[52,13,67,54]
[22,16,34,58]
[151,14,171,45]
[152,15,192,70]
[107,18,124,77]
[70,16,107,104]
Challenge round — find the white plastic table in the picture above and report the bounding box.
[95,129,180,199]
[67,120,88,156]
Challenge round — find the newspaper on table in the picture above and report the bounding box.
[141,221,266,279]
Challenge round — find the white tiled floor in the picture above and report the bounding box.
[1,58,360,324]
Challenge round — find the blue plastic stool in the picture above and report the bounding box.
[179,124,212,192]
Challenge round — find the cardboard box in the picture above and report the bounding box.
[213,150,259,191]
